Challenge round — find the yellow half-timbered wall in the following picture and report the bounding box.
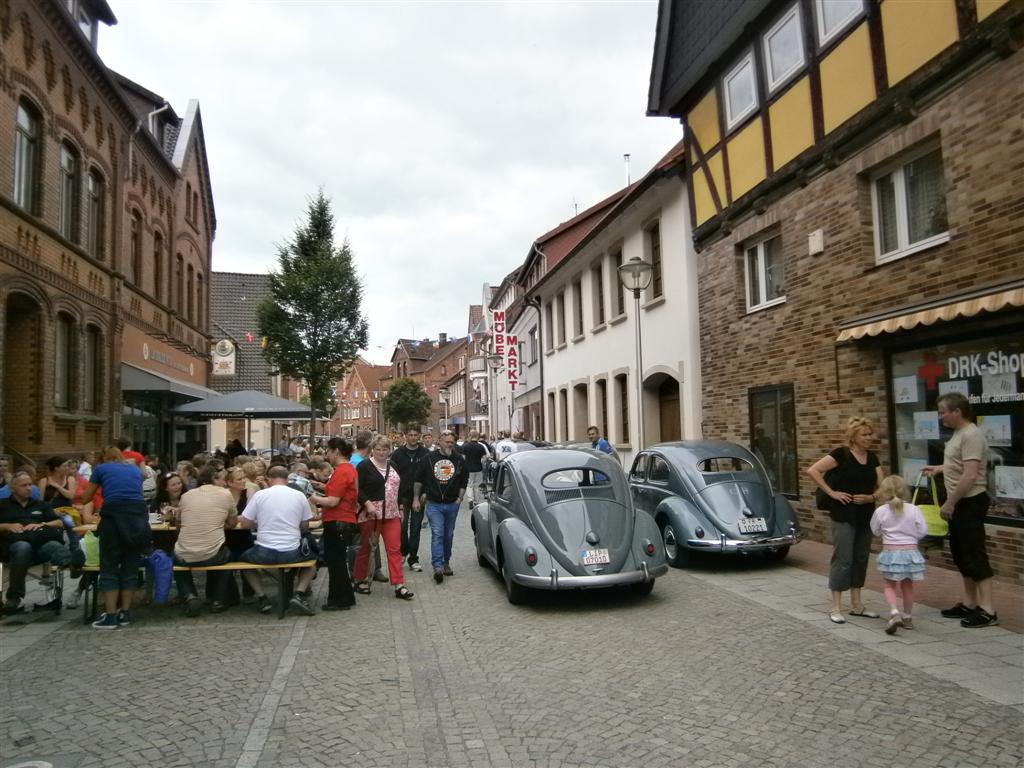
[684,0,1013,228]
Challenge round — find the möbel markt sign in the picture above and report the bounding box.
[491,310,519,391]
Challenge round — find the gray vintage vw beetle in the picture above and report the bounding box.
[471,447,668,604]
[628,441,802,567]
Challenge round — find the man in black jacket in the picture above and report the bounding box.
[391,426,430,572]
[459,430,490,505]
[413,430,469,583]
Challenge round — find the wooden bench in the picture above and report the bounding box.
[79,560,317,622]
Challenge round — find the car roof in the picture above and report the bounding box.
[504,446,623,475]
[643,440,757,462]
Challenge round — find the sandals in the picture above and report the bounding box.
[354,583,372,595]
[395,585,415,600]
[849,608,880,618]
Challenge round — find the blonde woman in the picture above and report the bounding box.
[870,476,927,634]
[806,417,884,624]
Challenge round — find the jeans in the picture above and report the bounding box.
[239,543,304,564]
[173,545,232,601]
[467,472,483,504]
[425,501,459,570]
[400,503,424,564]
[60,514,86,566]
[322,521,357,608]
[5,540,71,601]
[97,507,150,593]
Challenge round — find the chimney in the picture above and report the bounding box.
[439,332,448,344]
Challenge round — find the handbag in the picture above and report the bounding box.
[814,449,842,511]
[912,473,949,537]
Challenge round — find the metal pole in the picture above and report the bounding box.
[633,289,645,450]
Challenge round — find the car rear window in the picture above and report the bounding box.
[542,468,613,488]
[698,457,754,473]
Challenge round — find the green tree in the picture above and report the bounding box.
[381,378,431,430]
[258,191,368,433]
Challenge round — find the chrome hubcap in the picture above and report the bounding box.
[663,525,678,560]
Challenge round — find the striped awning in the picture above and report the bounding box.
[836,280,1024,343]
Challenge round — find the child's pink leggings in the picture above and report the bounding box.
[883,578,915,615]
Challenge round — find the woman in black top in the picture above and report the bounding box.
[807,417,884,624]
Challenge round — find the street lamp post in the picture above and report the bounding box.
[438,387,449,432]
[487,352,504,436]
[617,256,654,450]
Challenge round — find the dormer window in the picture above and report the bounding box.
[762,5,806,93]
[65,0,98,46]
[723,51,758,131]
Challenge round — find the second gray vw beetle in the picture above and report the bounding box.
[471,447,668,605]
[629,441,802,567]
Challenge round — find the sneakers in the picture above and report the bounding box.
[289,594,315,616]
[961,608,998,628]
[184,596,202,618]
[885,612,903,635]
[940,602,974,618]
[256,595,273,614]
[372,570,389,583]
[117,610,131,626]
[92,612,119,630]
[409,561,423,572]
[442,564,454,577]
[433,569,444,584]
[65,591,81,610]
[902,617,914,630]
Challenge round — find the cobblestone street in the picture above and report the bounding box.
[2,517,1022,768]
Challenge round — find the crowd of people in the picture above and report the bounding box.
[0,425,548,628]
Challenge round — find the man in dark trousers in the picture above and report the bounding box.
[413,430,469,584]
[459,430,490,505]
[391,426,430,572]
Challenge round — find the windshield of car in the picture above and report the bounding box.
[540,468,617,504]
[698,457,754,473]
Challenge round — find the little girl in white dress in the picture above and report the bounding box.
[870,475,928,634]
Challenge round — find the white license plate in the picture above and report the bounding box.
[581,548,610,565]
[737,517,768,534]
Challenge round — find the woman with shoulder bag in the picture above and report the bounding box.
[354,437,414,600]
[806,417,884,624]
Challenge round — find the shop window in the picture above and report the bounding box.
[814,0,862,47]
[14,100,42,214]
[572,278,584,338]
[84,325,101,412]
[129,211,143,285]
[85,169,105,259]
[59,143,81,242]
[872,145,949,264]
[748,384,798,495]
[591,264,605,326]
[763,4,805,92]
[55,313,75,410]
[889,333,1023,526]
[646,221,663,299]
[723,51,758,130]
[745,233,786,312]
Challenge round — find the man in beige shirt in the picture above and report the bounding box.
[173,465,238,617]
[924,392,996,628]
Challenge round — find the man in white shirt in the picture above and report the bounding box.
[238,466,317,615]
[494,431,516,461]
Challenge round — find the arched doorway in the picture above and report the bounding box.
[658,377,681,442]
[3,292,44,450]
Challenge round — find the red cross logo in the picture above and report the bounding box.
[246,332,254,343]
[917,353,945,390]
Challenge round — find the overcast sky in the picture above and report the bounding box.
[101,0,681,364]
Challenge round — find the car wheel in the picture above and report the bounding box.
[630,579,655,597]
[763,545,790,563]
[475,530,489,569]
[501,558,527,605]
[659,520,691,568]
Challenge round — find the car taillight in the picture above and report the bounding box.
[695,527,705,539]
[645,542,656,556]
[525,548,538,567]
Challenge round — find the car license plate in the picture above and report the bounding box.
[738,517,768,534]
[581,548,610,565]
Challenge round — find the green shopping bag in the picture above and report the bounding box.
[912,473,948,537]
[82,530,100,567]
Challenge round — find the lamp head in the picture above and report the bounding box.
[617,256,653,292]
[487,353,504,371]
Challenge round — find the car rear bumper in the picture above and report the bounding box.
[514,561,669,590]
[685,532,802,552]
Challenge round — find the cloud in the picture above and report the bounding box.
[100,0,681,363]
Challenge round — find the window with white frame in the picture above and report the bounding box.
[814,0,862,47]
[762,5,805,92]
[745,234,786,312]
[872,146,948,264]
[723,51,758,130]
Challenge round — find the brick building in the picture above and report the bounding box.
[380,334,469,435]
[1,0,216,463]
[333,359,389,436]
[648,0,1024,580]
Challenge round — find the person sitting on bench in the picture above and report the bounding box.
[237,466,317,616]
[0,472,76,612]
